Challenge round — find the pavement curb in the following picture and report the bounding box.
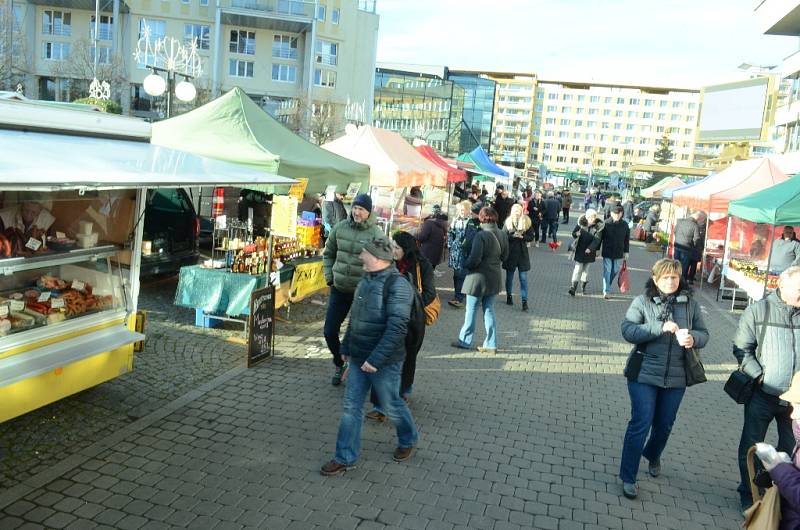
[0,363,247,511]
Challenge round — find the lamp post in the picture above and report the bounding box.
[143,66,196,118]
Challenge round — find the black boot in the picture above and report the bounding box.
[568,282,577,296]
[506,294,513,305]
[581,281,588,294]
[522,300,528,311]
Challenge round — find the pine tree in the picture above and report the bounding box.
[654,135,674,165]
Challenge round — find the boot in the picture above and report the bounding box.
[568,282,577,297]
[581,281,588,294]
[506,294,513,305]
[522,300,528,311]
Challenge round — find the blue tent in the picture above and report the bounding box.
[662,175,712,199]
[470,146,508,177]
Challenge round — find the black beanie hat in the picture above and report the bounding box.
[352,193,372,213]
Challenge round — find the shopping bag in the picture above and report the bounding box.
[618,260,630,294]
[742,446,781,529]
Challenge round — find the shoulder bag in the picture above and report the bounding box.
[683,300,707,386]
[724,302,770,404]
[416,262,440,326]
[742,445,781,530]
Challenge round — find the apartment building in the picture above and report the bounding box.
[5,0,378,119]
[530,81,700,176]
[487,71,536,169]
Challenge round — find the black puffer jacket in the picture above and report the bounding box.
[502,218,535,272]
[600,219,630,259]
[462,223,509,297]
[621,283,709,388]
[571,217,603,264]
[341,266,414,369]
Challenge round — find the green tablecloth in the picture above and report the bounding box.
[174,265,271,317]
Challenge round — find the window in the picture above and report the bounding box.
[315,39,338,66]
[660,100,668,107]
[548,93,558,100]
[612,135,621,142]
[561,106,571,113]
[273,34,298,59]
[543,130,554,137]
[556,156,566,163]
[587,120,596,127]
[590,95,600,103]
[628,111,637,118]
[643,112,653,119]
[229,30,255,55]
[92,45,111,64]
[545,117,556,124]
[572,145,580,151]
[571,157,579,164]
[181,0,190,3]
[575,120,583,126]
[644,99,654,107]
[229,59,254,78]
[314,68,336,88]
[598,147,607,154]
[272,64,297,82]
[614,123,622,130]
[670,114,680,121]
[542,143,552,149]
[317,4,326,20]
[629,98,639,105]
[626,124,635,130]
[43,41,70,60]
[583,158,591,164]
[331,8,340,23]
[625,136,634,142]
[603,109,611,116]
[546,105,556,112]
[201,0,209,5]
[43,10,71,36]
[615,110,623,117]
[617,97,625,104]
[658,113,666,120]
[672,101,682,108]
[602,122,610,129]
[639,149,648,156]
[688,102,697,109]
[611,148,619,154]
[185,24,210,50]
[656,126,665,133]
[138,19,166,67]
[563,94,572,100]
[90,15,113,41]
[557,143,567,150]
[577,95,586,102]
[588,108,598,115]
[558,131,569,138]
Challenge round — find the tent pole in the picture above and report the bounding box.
[699,214,710,288]
[717,215,732,304]
[762,224,776,302]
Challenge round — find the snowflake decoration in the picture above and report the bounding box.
[89,77,111,100]
[133,20,202,78]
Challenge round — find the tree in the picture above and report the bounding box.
[280,95,346,145]
[49,38,127,103]
[654,134,674,165]
[0,0,31,92]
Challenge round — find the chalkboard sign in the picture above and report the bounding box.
[248,285,275,367]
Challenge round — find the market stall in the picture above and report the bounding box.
[0,100,293,422]
[322,125,449,233]
[640,176,685,199]
[720,176,800,304]
[670,158,788,283]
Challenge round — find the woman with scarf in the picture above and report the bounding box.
[502,203,535,311]
[447,200,473,308]
[618,258,709,499]
[568,208,603,296]
[365,231,435,422]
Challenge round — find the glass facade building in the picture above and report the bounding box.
[446,71,497,155]
[373,69,465,157]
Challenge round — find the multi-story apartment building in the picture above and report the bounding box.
[530,81,700,176]
[4,0,378,120]
[487,71,536,169]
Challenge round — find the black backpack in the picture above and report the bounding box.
[382,271,426,352]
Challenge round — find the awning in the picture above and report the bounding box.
[729,176,800,225]
[0,129,296,191]
[469,146,509,177]
[416,145,467,183]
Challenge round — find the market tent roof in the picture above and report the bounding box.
[469,146,509,177]
[671,158,788,213]
[0,129,296,191]
[640,176,685,198]
[769,152,800,176]
[416,145,467,183]
[322,125,448,188]
[662,175,710,199]
[456,153,502,180]
[151,87,369,194]
[728,176,800,225]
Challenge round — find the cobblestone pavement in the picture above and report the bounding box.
[0,227,768,529]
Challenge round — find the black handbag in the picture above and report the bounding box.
[724,302,770,404]
[684,301,707,387]
[624,347,645,381]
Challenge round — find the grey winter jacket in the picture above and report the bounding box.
[322,215,385,293]
[621,287,710,388]
[462,223,509,297]
[771,238,800,273]
[341,266,414,370]
[733,290,800,397]
[673,218,700,253]
[322,199,347,230]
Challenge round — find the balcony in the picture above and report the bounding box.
[755,0,800,35]
[358,0,377,13]
[221,0,314,33]
[27,0,128,14]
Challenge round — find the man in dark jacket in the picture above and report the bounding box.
[322,193,385,386]
[527,191,544,246]
[321,238,418,476]
[673,211,704,281]
[734,266,800,510]
[540,191,562,244]
[493,186,515,228]
[599,205,630,299]
[322,191,347,236]
[416,205,448,267]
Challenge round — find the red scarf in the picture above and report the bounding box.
[397,258,411,274]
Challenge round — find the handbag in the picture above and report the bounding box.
[684,300,707,386]
[618,260,630,294]
[725,302,770,404]
[742,445,782,529]
[416,262,440,326]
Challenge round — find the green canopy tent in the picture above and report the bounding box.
[151,87,370,194]
[728,176,800,225]
[457,152,503,182]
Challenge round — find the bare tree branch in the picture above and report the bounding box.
[49,38,127,102]
[0,0,31,91]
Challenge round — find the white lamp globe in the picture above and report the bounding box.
[143,73,166,97]
[175,80,197,102]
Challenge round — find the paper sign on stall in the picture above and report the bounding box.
[271,195,298,238]
[288,178,309,202]
[345,182,362,201]
[324,185,337,201]
[290,260,328,302]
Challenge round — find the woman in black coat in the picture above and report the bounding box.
[366,231,435,421]
[502,203,535,311]
[568,209,603,296]
[417,205,448,267]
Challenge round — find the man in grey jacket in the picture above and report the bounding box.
[734,265,800,509]
[673,211,705,281]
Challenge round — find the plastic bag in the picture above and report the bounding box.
[618,260,630,294]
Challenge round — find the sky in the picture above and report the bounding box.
[375,0,800,88]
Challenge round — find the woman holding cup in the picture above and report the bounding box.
[618,258,709,499]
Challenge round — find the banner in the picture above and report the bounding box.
[288,178,309,202]
[290,260,328,302]
[271,195,297,238]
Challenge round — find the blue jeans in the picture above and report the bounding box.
[324,286,354,367]
[457,295,497,349]
[505,269,528,301]
[453,269,467,302]
[602,257,623,295]
[540,220,558,243]
[619,381,685,484]
[674,247,691,279]
[737,387,795,500]
[334,361,418,465]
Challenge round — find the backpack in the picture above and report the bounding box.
[382,272,426,351]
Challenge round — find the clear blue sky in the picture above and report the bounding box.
[375,0,799,88]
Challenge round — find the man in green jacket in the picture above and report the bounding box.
[323,193,385,386]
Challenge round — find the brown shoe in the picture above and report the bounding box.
[393,446,416,462]
[365,410,387,422]
[320,459,355,476]
[477,346,497,354]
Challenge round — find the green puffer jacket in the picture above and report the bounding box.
[322,215,385,293]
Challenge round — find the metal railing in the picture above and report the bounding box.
[229,0,314,17]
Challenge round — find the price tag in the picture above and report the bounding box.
[0,305,8,318]
[25,238,42,251]
[56,231,66,239]
[72,280,85,291]
[37,291,51,302]
[9,300,24,311]
[50,298,65,309]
